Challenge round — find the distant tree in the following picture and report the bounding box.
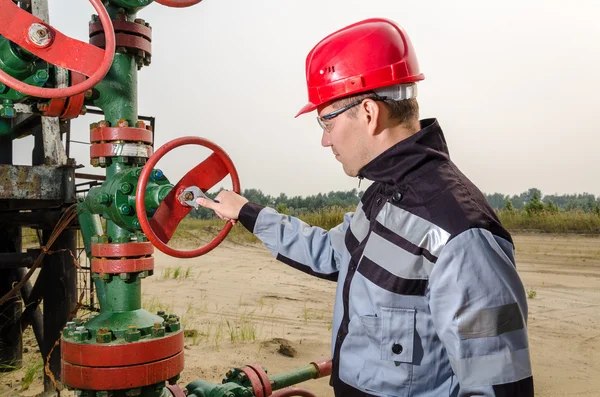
[545,200,559,214]
[486,193,508,210]
[524,191,545,216]
[526,188,542,202]
[593,201,600,217]
[503,199,515,213]
[243,188,273,206]
[509,194,525,210]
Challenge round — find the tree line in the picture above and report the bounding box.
[485,188,600,214]
[190,188,364,219]
[189,187,600,219]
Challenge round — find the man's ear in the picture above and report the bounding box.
[362,99,381,136]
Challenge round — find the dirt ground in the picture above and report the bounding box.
[2,233,599,397]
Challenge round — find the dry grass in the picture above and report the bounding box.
[499,211,600,234]
[174,207,351,246]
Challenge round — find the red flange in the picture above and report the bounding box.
[90,143,153,158]
[61,351,184,390]
[91,257,154,273]
[154,0,203,7]
[241,366,265,397]
[90,126,153,144]
[90,33,151,57]
[0,0,115,98]
[271,389,317,397]
[61,330,183,367]
[40,97,67,117]
[60,72,86,118]
[247,364,273,397]
[91,242,154,258]
[38,72,86,119]
[90,20,152,41]
[89,19,152,68]
[136,137,241,258]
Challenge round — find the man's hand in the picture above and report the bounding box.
[196,190,249,225]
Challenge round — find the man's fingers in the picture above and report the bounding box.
[196,197,216,209]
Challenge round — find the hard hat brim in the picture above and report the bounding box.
[295,102,318,118]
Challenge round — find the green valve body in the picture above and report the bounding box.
[0,36,50,103]
[85,167,172,233]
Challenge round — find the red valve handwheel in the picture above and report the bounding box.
[154,0,203,7]
[0,0,115,98]
[136,136,241,258]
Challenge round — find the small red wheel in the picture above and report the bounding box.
[154,0,203,7]
[136,136,241,258]
[0,0,115,98]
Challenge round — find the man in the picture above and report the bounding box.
[198,18,534,397]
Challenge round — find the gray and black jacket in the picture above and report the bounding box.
[239,119,534,397]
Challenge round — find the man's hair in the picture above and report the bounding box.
[333,91,419,126]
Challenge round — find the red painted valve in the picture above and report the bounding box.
[0,0,115,98]
[154,0,203,7]
[136,136,241,258]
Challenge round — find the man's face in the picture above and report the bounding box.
[317,101,371,177]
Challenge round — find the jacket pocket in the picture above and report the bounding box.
[355,308,415,396]
[381,307,415,363]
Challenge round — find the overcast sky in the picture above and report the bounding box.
[12,0,600,197]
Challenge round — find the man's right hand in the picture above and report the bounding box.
[196,190,249,224]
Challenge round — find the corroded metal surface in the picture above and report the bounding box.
[0,165,70,200]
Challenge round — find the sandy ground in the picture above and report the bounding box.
[2,233,599,396]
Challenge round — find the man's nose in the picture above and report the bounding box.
[321,130,331,147]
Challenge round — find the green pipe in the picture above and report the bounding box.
[0,118,10,136]
[0,37,35,78]
[185,379,246,397]
[92,53,138,126]
[103,276,142,312]
[76,203,108,310]
[76,203,103,258]
[269,364,319,391]
[94,279,108,312]
[185,363,323,397]
[106,0,153,17]
[106,219,132,242]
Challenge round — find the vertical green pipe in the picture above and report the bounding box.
[89,41,141,312]
[103,277,142,312]
[0,118,10,136]
[93,53,138,243]
[268,365,319,391]
[77,203,103,258]
[77,204,108,310]
[92,53,138,126]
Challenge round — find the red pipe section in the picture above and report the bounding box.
[154,0,203,7]
[271,389,317,397]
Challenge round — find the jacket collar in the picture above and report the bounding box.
[357,118,450,185]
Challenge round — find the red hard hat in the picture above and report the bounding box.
[295,18,424,117]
